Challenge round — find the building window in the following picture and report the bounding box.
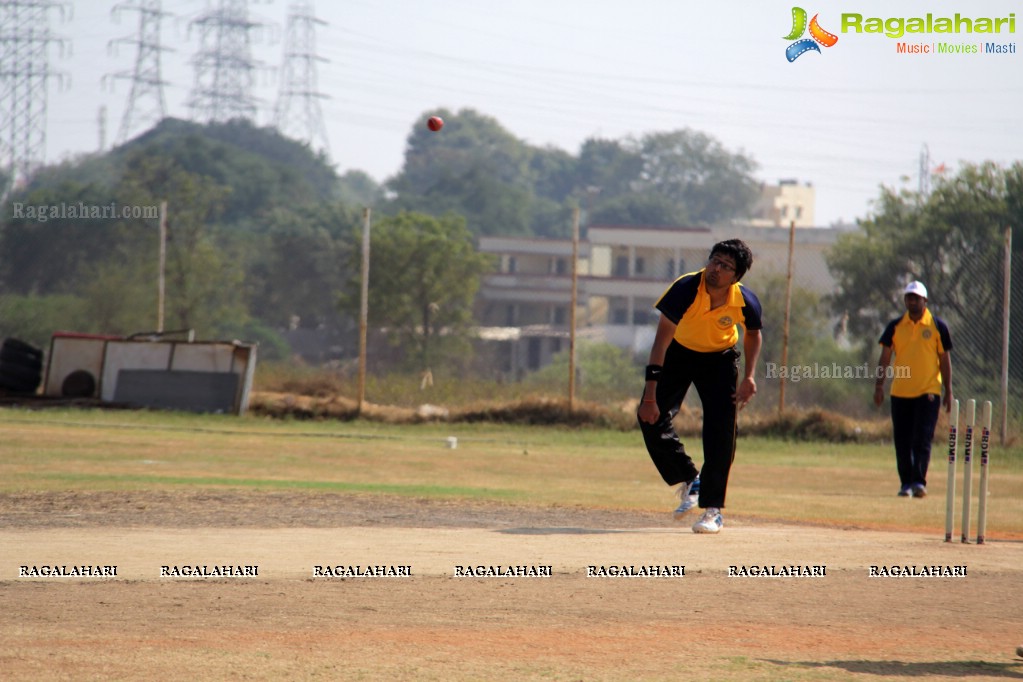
[527,338,542,370]
[553,307,566,325]
[505,305,516,326]
[634,257,645,275]
[507,256,517,274]
[614,256,629,277]
[612,309,627,324]
[553,258,567,275]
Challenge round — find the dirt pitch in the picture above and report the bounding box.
[2,491,1022,681]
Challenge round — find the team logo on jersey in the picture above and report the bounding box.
[922,329,933,339]
[717,316,734,329]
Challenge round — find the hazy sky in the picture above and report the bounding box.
[41,0,1023,226]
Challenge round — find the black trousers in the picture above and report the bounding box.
[639,340,739,509]
[890,394,941,489]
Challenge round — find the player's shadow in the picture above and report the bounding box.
[763,659,1023,678]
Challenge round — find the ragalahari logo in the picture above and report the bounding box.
[784,7,839,61]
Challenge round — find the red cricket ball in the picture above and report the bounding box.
[427,116,444,132]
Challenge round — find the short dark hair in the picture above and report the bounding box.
[710,239,753,280]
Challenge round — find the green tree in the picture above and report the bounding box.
[338,170,384,208]
[248,202,361,330]
[121,118,338,224]
[530,145,579,202]
[387,109,535,237]
[164,182,243,335]
[576,138,643,199]
[339,211,494,372]
[0,118,347,349]
[574,131,758,228]
[526,146,578,238]
[0,180,146,294]
[0,166,12,199]
[119,154,246,336]
[829,163,1013,334]
[827,161,1023,394]
[746,273,873,414]
[393,109,532,194]
[750,274,829,369]
[384,111,760,237]
[0,294,89,348]
[590,193,687,227]
[634,129,759,225]
[526,341,639,402]
[80,254,161,334]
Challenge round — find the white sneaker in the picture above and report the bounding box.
[692,508,723,534]
[672,480,697,520]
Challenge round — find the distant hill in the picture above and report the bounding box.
[116,118,340,225]
[21,117,340,228]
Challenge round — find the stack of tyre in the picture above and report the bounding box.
[0,338,44,394]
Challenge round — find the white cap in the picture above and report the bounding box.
[903,280,928,299]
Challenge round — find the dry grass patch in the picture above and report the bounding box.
[249,390,895,443]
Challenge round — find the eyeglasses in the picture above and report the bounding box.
[707,257,736,273]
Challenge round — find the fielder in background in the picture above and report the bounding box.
[874,280,954,498]
[637,239,762,535]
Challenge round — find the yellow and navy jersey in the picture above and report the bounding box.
[879,309,952,398]
[654,269,763,353]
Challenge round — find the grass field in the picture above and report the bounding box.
[2,407,1021,538]
[3,406,1023,680]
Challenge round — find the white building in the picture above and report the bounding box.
[748,179,817,228]
[475,182,854,375]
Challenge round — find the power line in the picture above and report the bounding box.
[108,0,172,144]
[97,104,106,151]
[187,0,261,123]
[0,0,70,184]
[273,1,330,158]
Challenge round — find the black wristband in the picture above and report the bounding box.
[645,364,663,381]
